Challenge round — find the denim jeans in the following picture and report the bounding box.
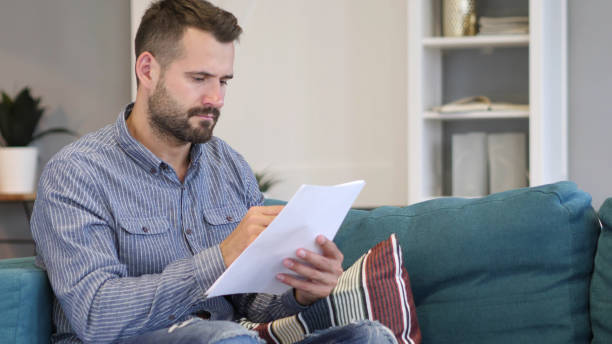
[121,318,398,344]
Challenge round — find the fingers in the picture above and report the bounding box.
[257,205,284,216]
[277,274,331,300]
[281,251,343,285]
[289,237,343,274]
[316,235,344,262]
[219,205,284,267]
[241,206,283,229]
[281,258,337,286]
[243,212,276,229]
[276,235,345,305]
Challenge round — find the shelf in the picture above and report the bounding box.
[422,34,529,49]
[0,193,36,202]
[423,110,529,120]
[407,0,567,205]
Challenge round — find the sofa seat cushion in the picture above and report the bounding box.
[0,256,52,344]
[333,181,600,344]
[591,198,612,343]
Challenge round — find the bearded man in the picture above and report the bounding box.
[30,1,396,343]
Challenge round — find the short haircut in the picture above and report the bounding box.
[135,0,242,68]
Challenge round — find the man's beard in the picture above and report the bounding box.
[147,80,220,144]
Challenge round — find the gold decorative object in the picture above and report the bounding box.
[442,0,477,37]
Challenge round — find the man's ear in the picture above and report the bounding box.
[135,52,160,90]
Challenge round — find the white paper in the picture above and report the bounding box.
[205,180,366,297]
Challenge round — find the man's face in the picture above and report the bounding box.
[147,28,235,144]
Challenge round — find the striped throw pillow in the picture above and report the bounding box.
[240,234,421,344]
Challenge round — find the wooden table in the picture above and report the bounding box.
[0,193,36,202]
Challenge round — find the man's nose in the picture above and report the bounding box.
[202,81,225,108]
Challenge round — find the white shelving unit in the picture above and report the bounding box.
[407,0,567,204]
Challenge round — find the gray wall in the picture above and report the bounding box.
[568,0,612,210]
[0,0,131,258]
[0,0,610,258]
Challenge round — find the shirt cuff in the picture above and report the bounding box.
[193,245,227,297]
[281,289,310,314]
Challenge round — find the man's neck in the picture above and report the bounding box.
[127,100,191,182]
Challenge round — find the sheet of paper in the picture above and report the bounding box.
[205,180,365,297]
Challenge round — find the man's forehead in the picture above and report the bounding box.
[181,27,234,50]
[172,28,235,72]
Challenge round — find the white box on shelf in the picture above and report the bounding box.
[488,132,528,193]
[452,132,488,197]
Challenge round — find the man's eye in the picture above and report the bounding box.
[193,77,205,82]
[221,80,229,86]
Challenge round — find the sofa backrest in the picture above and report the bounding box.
[334,181,600,344]
[0,182,603,343]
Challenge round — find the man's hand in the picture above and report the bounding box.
[219,205,284,267]
[277,235,344,306]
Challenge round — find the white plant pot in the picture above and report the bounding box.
[0,146,39,194]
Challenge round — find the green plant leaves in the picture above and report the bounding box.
[255,171,280,193]
[0,87,76,147]
[0,92,14,145]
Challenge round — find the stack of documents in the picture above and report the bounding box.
[479,16,529,35]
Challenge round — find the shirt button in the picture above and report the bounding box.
[168,314,175,321]
[196,310,211,319]
[150,167,157,174]
[226,215,233,222]
[185,229,193,235]
[142,227,149,233]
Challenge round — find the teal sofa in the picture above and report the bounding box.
[1,181,611,343]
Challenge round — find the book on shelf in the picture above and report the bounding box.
[478,16,529,35]
[431,96,528,114]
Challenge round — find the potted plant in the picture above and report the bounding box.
[255,170,279,197]
[0,87,77,194]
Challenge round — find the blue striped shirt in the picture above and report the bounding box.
[31,104,306,343]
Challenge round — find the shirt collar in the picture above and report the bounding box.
[114,103,205,174]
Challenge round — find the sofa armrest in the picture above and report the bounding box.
[0,256,52,344]
[592,198,612,343]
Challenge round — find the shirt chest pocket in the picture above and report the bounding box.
[117,217,174,274]
[203,204,247,245]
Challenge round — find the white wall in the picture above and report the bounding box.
[217,0,408,206]
[568,0,612,210]
[0,0,131,258]
[131,0,409,207]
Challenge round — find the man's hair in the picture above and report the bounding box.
[135,0,242,68]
